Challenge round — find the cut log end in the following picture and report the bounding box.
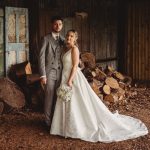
[89,81,100,95]
[113,71,125,81]
[80,52,96,69]
[11,61,32,77]
[105,77,119,89]
[103,85,111,95]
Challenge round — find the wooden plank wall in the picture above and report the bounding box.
[36,0,119,70]
[1,0,150,80]
[0,0,28,7]
[125,0,150,80]
[0,9,4,76]
[0,0,120,70]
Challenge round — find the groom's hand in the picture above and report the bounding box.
[41,77,47,85]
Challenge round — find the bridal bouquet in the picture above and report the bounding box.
[57,84,73,102]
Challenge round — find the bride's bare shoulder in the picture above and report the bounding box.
[72,46,79,52]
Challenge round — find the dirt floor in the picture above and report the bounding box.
[0,84,150,150]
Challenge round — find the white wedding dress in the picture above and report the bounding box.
[50,49,148,143]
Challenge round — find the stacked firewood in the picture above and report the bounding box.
[1,54,133,114]
[80,52,132,111]
[8,61,44,111]
[0,61,44,114]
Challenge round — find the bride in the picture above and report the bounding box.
[50,29,148,142]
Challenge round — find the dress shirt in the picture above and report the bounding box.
[52,32,60,40]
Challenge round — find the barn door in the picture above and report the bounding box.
[0,9,4,76]
[5,7,29,74]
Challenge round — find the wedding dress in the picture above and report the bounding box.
[50,49,148,143]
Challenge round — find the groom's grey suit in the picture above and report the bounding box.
[38,33,64,126]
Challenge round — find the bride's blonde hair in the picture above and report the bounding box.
[67,29,78,47]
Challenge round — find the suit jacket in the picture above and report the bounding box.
[38,33,65,80]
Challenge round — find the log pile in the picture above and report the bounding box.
[8,61,44,111]
[2,54,133,113]
[80,52,132,111]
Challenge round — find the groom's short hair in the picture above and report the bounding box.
[51,16,63,23]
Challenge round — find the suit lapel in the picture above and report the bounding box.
[49,33,57,54]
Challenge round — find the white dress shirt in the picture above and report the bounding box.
[52,32,60,40]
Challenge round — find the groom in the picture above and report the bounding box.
[38,16,64,128]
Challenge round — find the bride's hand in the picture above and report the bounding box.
[67,80,73,87]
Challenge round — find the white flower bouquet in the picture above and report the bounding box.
[57,84,73,102]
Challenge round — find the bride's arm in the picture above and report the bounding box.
[67,46,79,87]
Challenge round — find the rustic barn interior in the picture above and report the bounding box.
[0,0,150,149]
[0,0,150,81]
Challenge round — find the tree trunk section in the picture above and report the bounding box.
[0,78,25,108]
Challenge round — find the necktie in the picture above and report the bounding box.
[56,35,59,41]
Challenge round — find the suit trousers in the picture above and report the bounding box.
[44,69,61,127]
